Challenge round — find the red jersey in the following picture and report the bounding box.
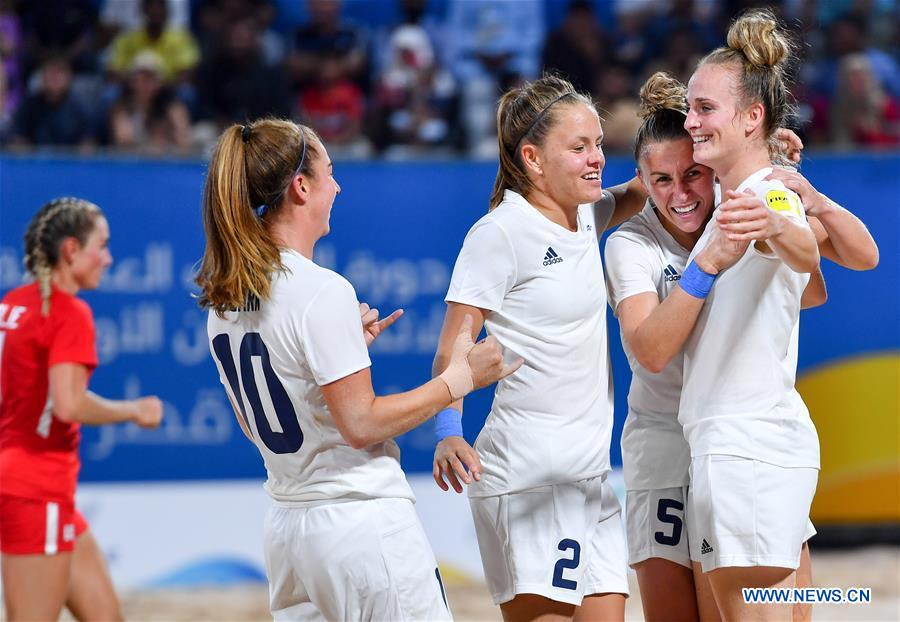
[0,282,97,502]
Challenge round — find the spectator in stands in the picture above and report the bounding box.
[643,24,704,86]
[541,0,610,95]
[98,0,189,49]
[197,14,289,128]
[107,50,192,155]
[18,0,98,79]
[829,52,900,147]
[610,0,654,73]
[106,0,199,87]
[298,49,370,157]
[593,63,641,152]
[445,0,544,155]
[196,0,285,66]
[806,12,900,100]
[371,24,458,154]
[9,56,95,149]
[0,0,21,134]
[288,0,368,91]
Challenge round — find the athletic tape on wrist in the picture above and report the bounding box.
[435,408,463,442]
[680,260,716,299]
[439,362,474,402]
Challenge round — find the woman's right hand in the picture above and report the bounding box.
[433,436,482,493]
[133,396,164,429]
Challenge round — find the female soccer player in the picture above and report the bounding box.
[0,197,163,621]
[607,71,877,622]
[196,119,520,620]
[679,9,832,619]
[431,75,649,621]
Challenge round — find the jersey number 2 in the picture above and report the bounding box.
[212,333,303,454]
[552,538,581,590]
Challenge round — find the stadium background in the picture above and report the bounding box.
[1,0,898,618]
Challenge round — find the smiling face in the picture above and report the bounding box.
[303,139,341,237]
[637,137,715,245]
[528,102,606,208]
[68,216,113,290]
[684,63,746,171]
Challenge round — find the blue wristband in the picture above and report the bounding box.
[435,407,463,442]
[679,260,717,299]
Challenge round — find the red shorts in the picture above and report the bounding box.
[0,495,88,555]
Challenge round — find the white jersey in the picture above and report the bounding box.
[446,189,616,497]
[681,167,819,468]
[604,202,691,490]
[207,250,415,504]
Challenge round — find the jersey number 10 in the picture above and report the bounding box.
[212,333,304,454]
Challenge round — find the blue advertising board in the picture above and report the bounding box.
[1,154,897,499]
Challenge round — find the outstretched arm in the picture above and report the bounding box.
[323,314,519,450]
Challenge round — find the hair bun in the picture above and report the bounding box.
[638,72,687,120]
[726,8,790,68]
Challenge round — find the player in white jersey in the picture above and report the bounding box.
[681,10,832,620]
[196,119,521,621]
[430,75,650,621]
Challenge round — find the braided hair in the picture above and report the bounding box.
[23,197,102,315]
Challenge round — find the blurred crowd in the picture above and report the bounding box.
[0,0,897,158]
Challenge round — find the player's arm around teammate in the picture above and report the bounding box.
[0,198,163,622]
[766,167,879,270]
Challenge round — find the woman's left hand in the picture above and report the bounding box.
[773,127,804,163]
[716,189,786,241]
[360,303,404,346]
[765,167,830,217]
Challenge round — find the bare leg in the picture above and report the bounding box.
[2,551,71,621]
[633,558,698,621]
[708,566,794,621]
[693,562,722,622]
[574,592,625,622]
[500,593,576,622]
[64,530,123,621]
[793,542,813,621]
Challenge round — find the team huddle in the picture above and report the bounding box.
[0,8,880,622]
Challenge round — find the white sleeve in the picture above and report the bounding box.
[592,190,616,238]
[445,220,516,312]
[301,277,372,386]
[604,232,660,316]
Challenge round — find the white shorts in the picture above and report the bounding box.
[687,455,818,572]
[626,486,691,569]
[469,476,629,606]
[263,497,452,621]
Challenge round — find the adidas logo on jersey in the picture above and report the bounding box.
[543,247,563,266]
[664,264,681,282]
[701,539,714,554]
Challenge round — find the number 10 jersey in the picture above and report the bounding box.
[207,250,414,505]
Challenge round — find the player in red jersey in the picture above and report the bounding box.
[0,197,163,621]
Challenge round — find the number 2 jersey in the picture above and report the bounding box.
[206,249,414,505]
[0,283,97,503]
[446,189,616,497]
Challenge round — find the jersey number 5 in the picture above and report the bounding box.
[212,333,303,454]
